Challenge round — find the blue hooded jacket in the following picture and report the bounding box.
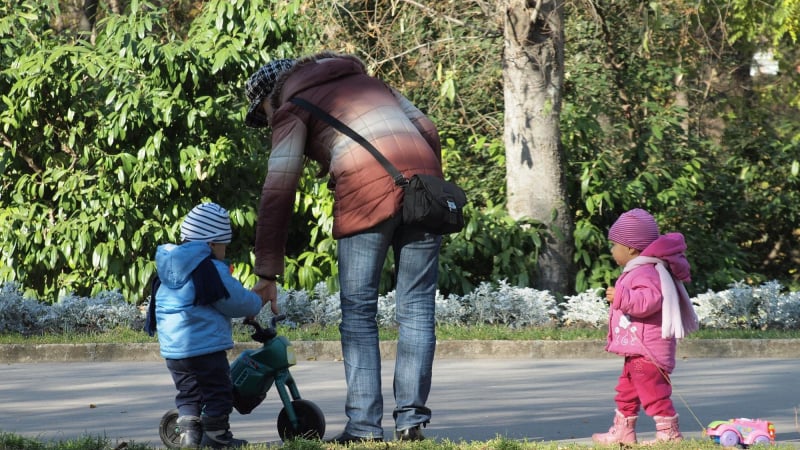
[154,241,262,359]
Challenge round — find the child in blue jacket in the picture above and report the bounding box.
[145,202,270,448]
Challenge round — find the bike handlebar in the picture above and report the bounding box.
[242,314,286,343]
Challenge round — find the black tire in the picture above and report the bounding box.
[159,408,182,449]
[277,399,326,441]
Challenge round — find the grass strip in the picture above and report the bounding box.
[2,325,800,345]
[1,432,795,450]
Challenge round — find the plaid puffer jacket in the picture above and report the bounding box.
[253,52,442,279]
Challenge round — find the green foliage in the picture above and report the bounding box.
[0,0,533,303]
[0,432,44,450]
[562,1,799,294]
[723,0,800,46]
[2,0,799,304]
[0,0,303,302]
[443,135,506,208]
[0,432,152,450]
[0,432,755,450]
[439,204,543,296]
[283,166,339,293]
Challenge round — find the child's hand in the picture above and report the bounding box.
[605,286,615,303]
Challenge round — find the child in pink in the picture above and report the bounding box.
[592,208,699,445]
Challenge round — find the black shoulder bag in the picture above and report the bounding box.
[290,97,467,235]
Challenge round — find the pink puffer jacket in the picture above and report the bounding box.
[606,264,676,372]
[605,233,693,372]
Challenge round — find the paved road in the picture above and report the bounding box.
[2,358,800,447]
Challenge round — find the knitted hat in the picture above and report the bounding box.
[608,208,660,251]
[180,202,233,244]
[244,59,295,128]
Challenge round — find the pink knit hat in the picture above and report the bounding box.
[608,208,660,251]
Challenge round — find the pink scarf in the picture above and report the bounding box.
[623,256,699,339]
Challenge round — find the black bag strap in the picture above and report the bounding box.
[290,97,408,186]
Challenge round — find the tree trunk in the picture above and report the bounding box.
[80,0,99,44]
[108,0,125,14]
[503,0,573,295]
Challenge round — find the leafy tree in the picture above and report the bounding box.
[2,0,798,305]
[286,0,547,294]
[563,0,799,293]
[0,0,303,302]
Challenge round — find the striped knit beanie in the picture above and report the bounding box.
[180,202,233,244]
[608,208,660,251]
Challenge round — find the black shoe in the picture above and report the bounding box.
[325,431,384,444]
[395,425,424,441]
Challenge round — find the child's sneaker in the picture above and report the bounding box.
[200,415,247,449]
[176,415,202,448]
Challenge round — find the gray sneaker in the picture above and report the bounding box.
[200,415,247,449]
[395,425,425,441]
[325,431,384,444]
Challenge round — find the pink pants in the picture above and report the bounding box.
[615,355,676,417]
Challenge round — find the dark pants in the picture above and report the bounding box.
[166,350,233,417]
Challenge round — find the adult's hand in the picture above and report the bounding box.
[254,278,279,315]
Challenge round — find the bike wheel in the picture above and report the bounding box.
[159,408,182,449]
[277,399,326,441]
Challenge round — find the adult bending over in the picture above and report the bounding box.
[243,51,443,443]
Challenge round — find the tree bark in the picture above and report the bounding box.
[503,0,573,295]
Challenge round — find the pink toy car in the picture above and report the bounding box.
[706,418,775,447]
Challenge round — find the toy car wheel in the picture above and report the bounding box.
[277,399,326,441]
[752,435,771,445]
[159,408,182,449]
[718,430,740,447]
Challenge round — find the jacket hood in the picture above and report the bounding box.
[155,241,211,289]
[641,232,691,282]
[268,51,367,109]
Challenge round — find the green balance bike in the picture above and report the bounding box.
[158,315,326,447]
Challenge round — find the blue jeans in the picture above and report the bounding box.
[337,215,441,437]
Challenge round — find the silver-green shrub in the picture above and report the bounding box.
[38,290,142,333]
[435,291,471,326]
[0,283,49,334]
[376,290,397,327]
[559,280,800,331]
[693,280,800,330]
[446,280,558,328]
[763,285,800,330]
[3,280,800,335]
[273,282,341,327]
[248,280,560,330]
[560,288,608,328]
[0,283,141,334]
